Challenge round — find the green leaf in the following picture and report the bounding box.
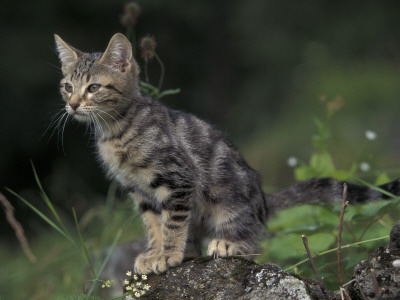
[376,200,400,216]
[346,252,368,270]
[311,117,331,149]
[157,88,181,99]
[307,232,336,253]
[268,233,305,260]
[375,172,391,185]
[294,162,316,181]
[310,151,336,176]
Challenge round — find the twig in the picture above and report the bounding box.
[302,235,323,287]
[340,287,351,300]
[356,279,368,300]
[337,183,348,286]
[0,192,37,263]
[369,268,381,299]
[342,279,368,300]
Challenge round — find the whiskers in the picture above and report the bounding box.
[95,108,123,131]
[42,107,70,154]
[43,105,125,152]
[84,108,123,140]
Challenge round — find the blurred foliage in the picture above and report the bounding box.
[0,179,143,299]
[256,103,400,290]
[258,199,399,290]
[2,0,400,298]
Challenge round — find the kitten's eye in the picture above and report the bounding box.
[64,83,73,93]
[88,84,101,93]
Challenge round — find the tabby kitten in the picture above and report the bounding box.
[54,33,400,275]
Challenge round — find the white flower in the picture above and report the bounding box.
[126,270,132,276]
[365,130,377,140]
[287,156,298,167]
[141,274,147,280]
[359,162,371,172]
[124,279,129,285]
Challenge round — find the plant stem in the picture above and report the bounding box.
[285,235,389,272]
[126,26,136,57]
[337,183,348,286]
[0,192,37,263]
[302,235,323,287]
[284,235,389,272]
[87,229,122,296]
[155,52,165,91]
[144,61,149,83]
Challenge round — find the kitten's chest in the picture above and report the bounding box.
[97,140,153,188]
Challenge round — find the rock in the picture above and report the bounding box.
[102,223,400,299]
[349,222,400,300]
[123,257,334,299]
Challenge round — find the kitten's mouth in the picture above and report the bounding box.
[69,111,90,122]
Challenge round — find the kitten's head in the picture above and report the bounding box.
[54,33,140,123]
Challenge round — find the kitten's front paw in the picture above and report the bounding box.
[207,239,241,258]
[134,252,184,275]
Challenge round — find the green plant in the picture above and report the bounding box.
[5,162,125,298]
[258,98,400,290]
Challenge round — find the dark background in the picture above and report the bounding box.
[1,0,400,241]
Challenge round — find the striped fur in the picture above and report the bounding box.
[55,33,400,275]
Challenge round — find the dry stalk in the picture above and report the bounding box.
[369,268,381,299]
[340,287,352,300]
[343,279,367,300]
[302,234,324,287]
[337,183,348,286]
[0,192,37,263]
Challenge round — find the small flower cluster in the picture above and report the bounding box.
[123,271,151,298]
[101,279,114,288]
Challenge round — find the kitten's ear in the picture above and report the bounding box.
[54,34,83,71]
[100,33,135,73]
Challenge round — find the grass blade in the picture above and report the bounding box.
[284,235,389,272]
[87,229,122,296]
[30,161,72,237]
[72,207,96,277]
[5,187,74,244]
[356,178,400,200]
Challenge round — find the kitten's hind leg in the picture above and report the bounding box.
[184,222,203,258]
[206,205,261,260]
[207,239,243,258]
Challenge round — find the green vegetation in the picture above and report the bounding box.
[1,177,143,299]
[256,105,400,290]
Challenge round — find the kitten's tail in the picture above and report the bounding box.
[265,177,400,215]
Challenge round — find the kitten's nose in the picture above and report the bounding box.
[70,103,80,111]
